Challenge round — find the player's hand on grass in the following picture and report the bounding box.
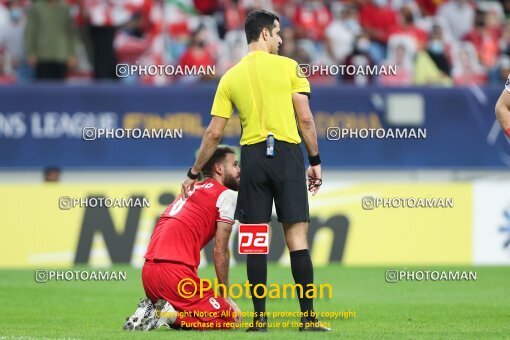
[307,165,322,196]
[226,296,242,323]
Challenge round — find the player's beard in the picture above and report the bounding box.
[223,172,239,191]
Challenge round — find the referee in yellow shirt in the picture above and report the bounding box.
[181,10,327,332]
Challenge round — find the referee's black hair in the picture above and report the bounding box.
[202,147,236,178]
[244,10,280,44]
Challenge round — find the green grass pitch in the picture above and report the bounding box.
[1,265,509,339]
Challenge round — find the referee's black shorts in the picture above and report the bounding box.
[235,139,309,224]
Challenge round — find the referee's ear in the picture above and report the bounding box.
[261,27,270,41]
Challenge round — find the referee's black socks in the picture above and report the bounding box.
[247,253,267,318]
[290,249,315,318]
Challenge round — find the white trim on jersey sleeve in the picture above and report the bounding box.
[216,189,238,224]
[505,74,510,93]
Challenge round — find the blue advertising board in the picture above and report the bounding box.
[0,84,507,169]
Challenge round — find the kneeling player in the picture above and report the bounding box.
[124,147,241,331]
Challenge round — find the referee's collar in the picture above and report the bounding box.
[246,50,269,56]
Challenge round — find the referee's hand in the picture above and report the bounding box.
[181,177,197,198]
[307,165,322,196]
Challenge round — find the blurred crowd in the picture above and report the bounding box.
[1,0,510,86]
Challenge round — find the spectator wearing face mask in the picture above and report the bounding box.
[426,24,451,76]
[324,4,360,64]
[0,0,28,82]
[414,44,452,86]
[343,34,376,86]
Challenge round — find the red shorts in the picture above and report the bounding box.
[142,260,237,330]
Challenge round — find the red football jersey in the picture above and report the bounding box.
[144,178,237,269]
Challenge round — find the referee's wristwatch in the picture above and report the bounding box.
[187,167,200,180]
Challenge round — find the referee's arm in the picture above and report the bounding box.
[293,92,322,195]
[182,75,233,197]
[192,116,228,172]
[181,116,228,197]
[293,93,319,157]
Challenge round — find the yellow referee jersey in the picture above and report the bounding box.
[210,50,311,145]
